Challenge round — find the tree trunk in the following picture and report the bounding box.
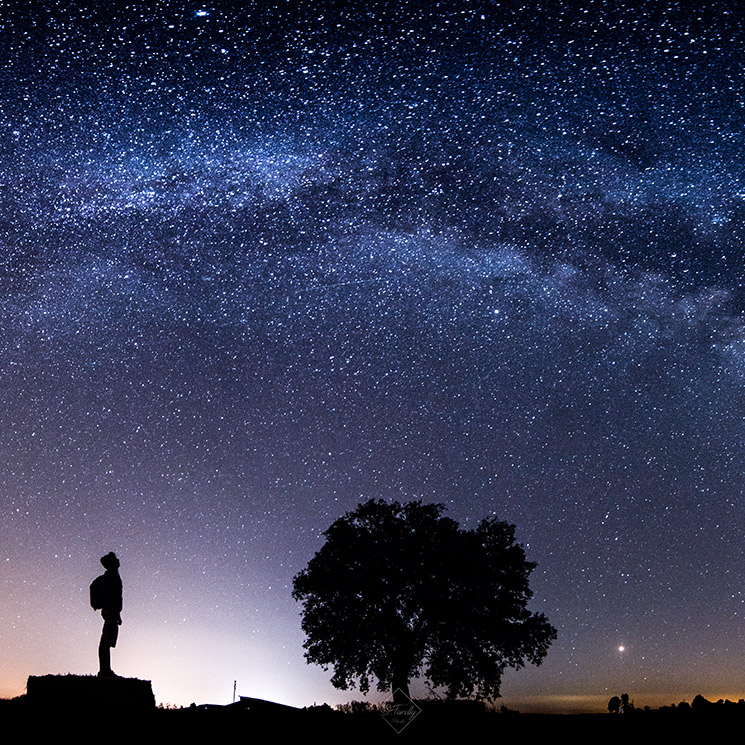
[392,670,411,704]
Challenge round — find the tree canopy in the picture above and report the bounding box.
[292,499,556,702]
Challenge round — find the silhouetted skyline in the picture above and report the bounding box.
[1,1,744,709]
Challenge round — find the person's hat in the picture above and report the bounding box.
[100,552,119,569]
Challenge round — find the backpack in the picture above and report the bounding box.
[90,574,106,610]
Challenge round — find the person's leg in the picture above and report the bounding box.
[98,633,111,675]
[98,617,117,676]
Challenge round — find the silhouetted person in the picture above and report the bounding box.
[90,552,122,677]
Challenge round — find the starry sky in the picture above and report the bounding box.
[1,0,745,711]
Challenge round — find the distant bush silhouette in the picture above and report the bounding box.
[608,693,635,714]
[292,499,556,704]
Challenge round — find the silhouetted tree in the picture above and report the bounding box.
[692,694,713,711]
[292,499,557,704]
[608,695,622,714]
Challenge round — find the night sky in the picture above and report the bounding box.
[2,0,745,711]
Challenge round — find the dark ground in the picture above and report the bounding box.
[0,689,733,741]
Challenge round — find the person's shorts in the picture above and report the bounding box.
[101,616,120,648]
